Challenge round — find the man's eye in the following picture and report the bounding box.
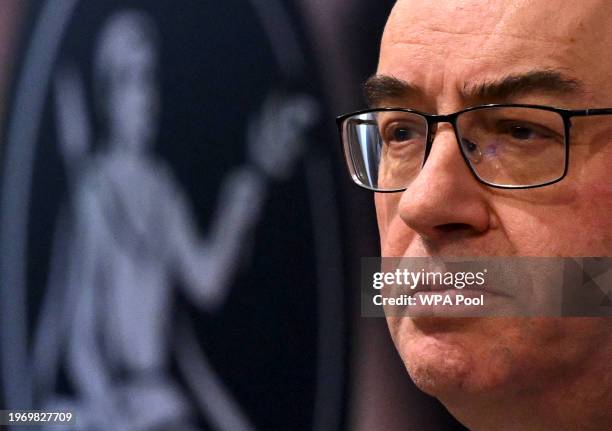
[393,127,413,141]
[495,120,559,142]
[383,124,422,144]
[510,125,537,140]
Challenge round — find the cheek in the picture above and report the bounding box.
[582,181,612,217]
[375,194,399,239]
[375,193,417,256]
[583,191,612,256]
[559,183,612,255]
[496,182,612,256]
[563,140,612,253]
[374,194,387,247]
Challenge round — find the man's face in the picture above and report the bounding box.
[374,0,612,424]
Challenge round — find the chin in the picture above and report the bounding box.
[388,316,516,400]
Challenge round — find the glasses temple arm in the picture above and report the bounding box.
[569,108,612,117]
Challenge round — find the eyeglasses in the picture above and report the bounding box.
[336,104,612,192]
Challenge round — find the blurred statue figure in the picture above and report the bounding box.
[32,9,317,431]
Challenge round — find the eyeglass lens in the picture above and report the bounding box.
[342,106,566,190]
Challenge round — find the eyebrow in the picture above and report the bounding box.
[363,70,585,107]
[363,75,418,107]
[463,70,584,102]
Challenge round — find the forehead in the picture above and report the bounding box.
[379,0,612,106]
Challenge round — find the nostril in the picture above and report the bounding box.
[435,223,473,233]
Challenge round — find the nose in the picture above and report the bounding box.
[397,125,491,242]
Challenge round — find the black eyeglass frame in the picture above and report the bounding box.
[336,103,612,192]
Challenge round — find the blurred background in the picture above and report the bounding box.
[0,1,465,430]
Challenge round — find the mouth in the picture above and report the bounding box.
[379,258,515,317]
[403,289,509,318]
[407,281,510,298]
[375,256,586,318]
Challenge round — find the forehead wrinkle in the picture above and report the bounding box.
[387,1,552,52]
[386,0,608,58]
[379,0,612,110]
[392,0,609,41]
